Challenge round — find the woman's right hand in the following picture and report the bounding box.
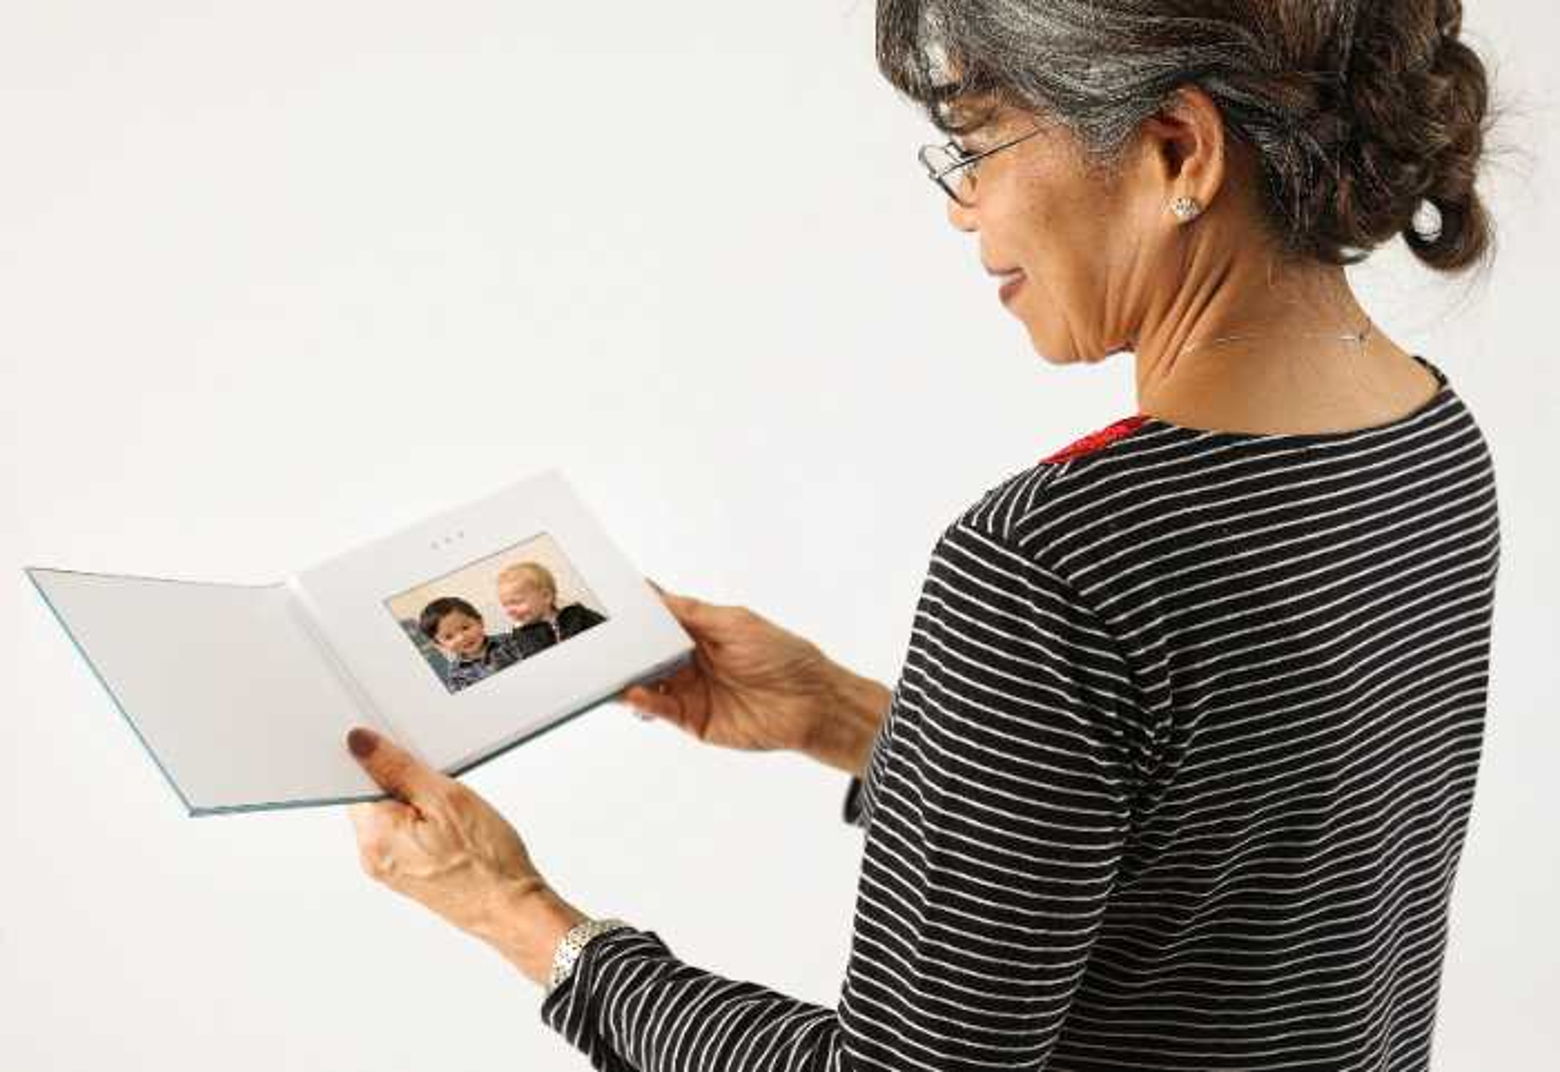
[618,584,890,775]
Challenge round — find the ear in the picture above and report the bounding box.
[1134,84,1229,212]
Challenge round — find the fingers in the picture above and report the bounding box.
[619,667,704,732]
[347,798,418,880]
[346,726,446,805]
[619,686,657,720]
[620,683,678,723]
[347,798,414,840]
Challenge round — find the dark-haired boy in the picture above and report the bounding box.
[417,596,521,692]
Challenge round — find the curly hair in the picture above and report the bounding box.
[877,0,1497,273]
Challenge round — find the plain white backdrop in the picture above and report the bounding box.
[2,2,1554,1069]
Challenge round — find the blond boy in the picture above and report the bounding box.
[496,562,607,658]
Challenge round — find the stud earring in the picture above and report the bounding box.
[1170,195,1203,222]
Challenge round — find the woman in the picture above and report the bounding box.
[346,1,1501,1068]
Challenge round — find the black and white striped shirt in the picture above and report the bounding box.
[542,352,1500,1071]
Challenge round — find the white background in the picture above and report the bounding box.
[3,2,1554,1069]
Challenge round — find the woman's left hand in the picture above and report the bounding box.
[345,726,586,985]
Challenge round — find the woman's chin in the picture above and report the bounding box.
[1020,325,1073,365]
[1027,335,1110,367]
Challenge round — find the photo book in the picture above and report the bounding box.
[26,470,694,816]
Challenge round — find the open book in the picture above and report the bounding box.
[26,470,693,816]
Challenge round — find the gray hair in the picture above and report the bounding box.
[877,0,1495,273]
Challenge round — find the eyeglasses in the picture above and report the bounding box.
[917,128,1042,207]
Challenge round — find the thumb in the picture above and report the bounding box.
[347,726,442,804]
[650,584,723,633]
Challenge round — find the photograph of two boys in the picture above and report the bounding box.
[385,533,608,694]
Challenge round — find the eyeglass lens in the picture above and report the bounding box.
[920,143,976,205]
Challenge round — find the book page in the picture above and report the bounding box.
[27,568,392,814]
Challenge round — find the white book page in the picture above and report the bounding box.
[292,470,692,773]
[27,568,393,814]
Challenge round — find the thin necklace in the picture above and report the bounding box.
[1177,321,1374,358]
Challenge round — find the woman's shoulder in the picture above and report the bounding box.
[957,413,1165,551]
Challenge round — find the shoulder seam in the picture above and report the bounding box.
[961,462,1067,541]
[949,515,1164,801]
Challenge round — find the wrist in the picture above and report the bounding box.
[479,879,589,987]
[804,665,891,776]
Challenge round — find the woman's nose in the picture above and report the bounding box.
[947,196,978,232]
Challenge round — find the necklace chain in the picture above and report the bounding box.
[1177,322,1375,358]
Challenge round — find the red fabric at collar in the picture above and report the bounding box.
[1041,414,1151,465]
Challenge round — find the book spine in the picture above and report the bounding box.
[282,577,410,748]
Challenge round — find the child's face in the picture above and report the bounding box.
[499,580,553,626]
[432,610,487,658]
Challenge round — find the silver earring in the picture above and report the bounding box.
[1170,195,1203,222]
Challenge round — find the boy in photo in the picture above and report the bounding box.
[496,562,606,659]
[418,596,520,693]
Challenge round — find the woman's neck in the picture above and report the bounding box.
[1131,258,1429,436]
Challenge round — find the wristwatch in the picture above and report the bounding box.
[546,917,632,996]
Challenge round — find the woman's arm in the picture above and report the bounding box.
[532,515,1146,1071]
[797,666,892,777]
[346,505,1146,1071]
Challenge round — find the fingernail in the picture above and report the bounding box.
[347,727,379,759]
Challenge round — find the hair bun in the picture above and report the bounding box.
[1307,0,1494,271]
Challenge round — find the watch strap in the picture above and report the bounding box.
[546,917,632,996]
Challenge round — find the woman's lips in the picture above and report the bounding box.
[998,272,1026,303]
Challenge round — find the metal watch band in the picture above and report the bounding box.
[546,917,631,996]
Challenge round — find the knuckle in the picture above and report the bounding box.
[358,845,384,878]
[426,782,473,822]
[438,787,471,818]
[355,822,402,880]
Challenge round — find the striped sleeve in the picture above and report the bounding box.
[539,515,1150,1071]
[842,680,897,829]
